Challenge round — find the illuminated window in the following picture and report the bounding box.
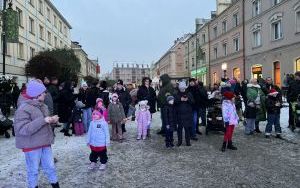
[296,58,300,71]
[233,68,241,81]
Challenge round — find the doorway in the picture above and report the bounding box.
[274,61,281,86]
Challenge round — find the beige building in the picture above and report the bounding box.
[244,0,300,86]
[0,0,72,85]
[209,0,244,85]
[153,34,191,80]
[112,62,150,85]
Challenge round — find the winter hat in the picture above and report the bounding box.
[223,91,235,100]
[26,80,46,98]
[268,88,278,96]
[178,81,187,90]
[96,98,103,104]
[111,93,118,98]
[166,95,174,102]
[139,100,148,106]
[228,79,237,85]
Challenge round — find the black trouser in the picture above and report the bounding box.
[289,103,295,128]
[165,127,173,146]
[177,124,190,145]
[89,149,108,164]
[160,110,166,133]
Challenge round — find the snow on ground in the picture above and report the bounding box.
[0,107,300,188]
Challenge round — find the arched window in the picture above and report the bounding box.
[233,68,241,81]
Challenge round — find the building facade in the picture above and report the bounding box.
[0,0,72,85]
[153,34,191,80]
[244,0,300,86]
[209,0,244,84]
[111,62,150,85]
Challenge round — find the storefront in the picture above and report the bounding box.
[191,67,207,85]
[252,64,263,79]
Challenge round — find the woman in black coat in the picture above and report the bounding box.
[57,81,75,136]
[137,77,157,114]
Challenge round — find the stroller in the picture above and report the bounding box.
[0,109,13,138]
[206,97,225,135]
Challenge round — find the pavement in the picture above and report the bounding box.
[0,107,299,188]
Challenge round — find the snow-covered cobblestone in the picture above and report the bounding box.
[0,107,299,188]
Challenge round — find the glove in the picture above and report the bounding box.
[224,122,229,126]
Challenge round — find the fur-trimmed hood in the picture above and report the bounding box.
[247,83,261,88]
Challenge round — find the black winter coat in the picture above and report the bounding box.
[162,104,177,128]
[287,80,300,102]
[57,89,75,123]
[175,91,194,127]
[137,85,157,113]
[266,95,282,115]
[244,103,256,119]
[98,89,110,108]
[115,88,131,115]
[86,87,99,108]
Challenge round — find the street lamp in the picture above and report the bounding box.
[221,63,227,79]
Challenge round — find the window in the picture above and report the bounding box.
[18,42,24,59]
[296,11,300,33]
[213,72,218,84]
[202,34,206,43]
[30,47,35,59]
[233,68,241,81]
[29,17,35,34]
[233,38,240,52]
[64,26,67,36]
[60,40,62,47]
[192,57,195,67]
[223,43,227,56]
[296,58,300,71]
[59,21,62,32]
[54,15,57,28]
[38,0,43,15]
[222,20,227,33]
[213,26,217,38]
[273,0,281,6]
[47,7,51,22]
[16,7,23,27]
[39,25,44,40]
[253,30,262,47]
[47,31,52,45]
[54,36,58,47]
[29,0,35,7]
[272,21,283,40]
[233,13,239,27]
[252,0,261,17]
[214,47,218,59]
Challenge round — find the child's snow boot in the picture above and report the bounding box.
[51,182,60,188]
[227,141,237,150]
[221,142,227,152]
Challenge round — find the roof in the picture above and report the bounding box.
[45,0,72,29]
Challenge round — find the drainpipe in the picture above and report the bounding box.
[242,0,246,81]
[208,24,211,89]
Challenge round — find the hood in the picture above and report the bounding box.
[247,83,261,88]
[160,74,171,87]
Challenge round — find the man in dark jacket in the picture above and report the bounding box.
[47,77,59,115]
[287,72,300,131]
[187,78,201,140]
[98,81,110,108]
[114,80,131,133]
[175,80,194,147]
[157,74,175,135]
[198,81,208,131]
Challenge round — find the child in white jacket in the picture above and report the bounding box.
[87,110,110,170]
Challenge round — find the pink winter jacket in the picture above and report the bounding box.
[222,100,239,126]
[136,110,151,126]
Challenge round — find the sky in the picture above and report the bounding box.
[51,0,216,74]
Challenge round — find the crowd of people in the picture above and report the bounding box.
[9,71,300,188]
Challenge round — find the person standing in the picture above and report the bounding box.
[198,81,208,133]
[287,72,300,131]
[137,77,157,137]
[114,80,131,133]
[162,96,176,148]
[11,83,20,109]
[175,81,194,147]
[14,80,60,188]
[57,81,75,136]
[78,82,90,132]
[47,77,59,115]
[135,100,151,140]
[187,78,200,140]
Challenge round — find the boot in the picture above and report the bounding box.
[51,182,60,188]
[221,142,227,152]
[176,142,182,147]
[186,140,191,146]
[276,134,283,139]
[147,129,151,138]
[227,141,237,150]
[255,128,262,133]
[64,131,72,137]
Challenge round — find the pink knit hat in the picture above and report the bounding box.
[26,80,46,98]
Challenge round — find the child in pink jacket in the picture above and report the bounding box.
[95,98,108,122]
[136,100,151,140]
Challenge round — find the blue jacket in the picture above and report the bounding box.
[86,119,110,147]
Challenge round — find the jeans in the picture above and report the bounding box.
[82,108,92,132]
[199,107,207,127]
[24,147,58,188]
[245,118,255,134]
[191,110,198,137]
[265,114,281,135]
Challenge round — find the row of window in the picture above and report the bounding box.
[212,12,239,39]
[252,0,282,17]
[17,1,68,36]
[213,37,240,59]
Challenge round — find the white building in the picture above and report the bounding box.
[0,0,72,85]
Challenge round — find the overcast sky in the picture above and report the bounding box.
[51,0,216,74]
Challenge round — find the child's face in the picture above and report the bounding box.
[92,112,102,120]
[97,101,103,108]
[112,96,118,102]
[140,104,146,110]
[168,99,174,105]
